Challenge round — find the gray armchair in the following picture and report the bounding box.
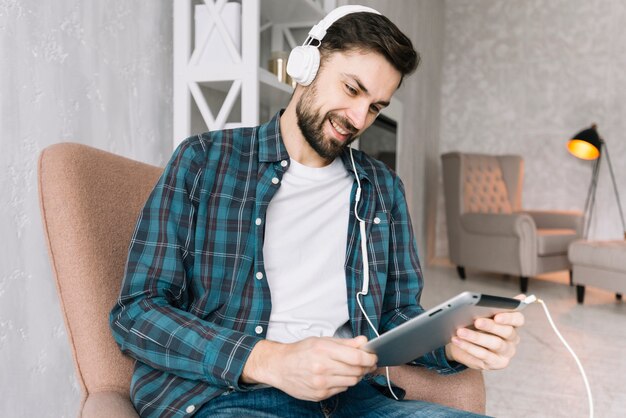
[441,152,583,292]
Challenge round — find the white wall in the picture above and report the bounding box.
[0,1,172,416]
[435,0,626,259]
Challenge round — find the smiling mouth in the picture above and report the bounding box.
[329,116,355,140]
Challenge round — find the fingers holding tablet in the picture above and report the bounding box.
[446,308,525,370]
[446,335,511,370]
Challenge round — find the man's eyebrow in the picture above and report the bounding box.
[344,73,390,107]
[346,73,369,93]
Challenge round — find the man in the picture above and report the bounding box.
[110,6,524,417]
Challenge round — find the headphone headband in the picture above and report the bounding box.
[287,5,381,87]
[308,5,381,41]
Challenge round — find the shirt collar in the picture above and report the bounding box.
[340,148,371,183]
[258,111,290,163]
[258,110,370,183]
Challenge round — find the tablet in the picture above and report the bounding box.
[363,291,527,367]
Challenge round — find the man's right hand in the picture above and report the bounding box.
[241,336,377,401]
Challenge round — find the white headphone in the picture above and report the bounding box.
[286,5,381,86]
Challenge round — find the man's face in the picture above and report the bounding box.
[295,50,402,161]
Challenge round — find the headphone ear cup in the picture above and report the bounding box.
[286,45,320,87]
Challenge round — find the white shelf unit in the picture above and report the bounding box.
[173,0,404,172]
[173,0,336,148]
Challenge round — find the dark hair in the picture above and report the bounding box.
[318,12,420,86]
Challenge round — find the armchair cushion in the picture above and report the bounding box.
[461,214,577,256]
[536,229,578,256]
[460,212,535,237]
[569,240,626,272]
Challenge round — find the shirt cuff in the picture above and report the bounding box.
[202,332,264,391]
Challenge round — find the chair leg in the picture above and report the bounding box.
[617,293,623,301]
[520,276,529,293]
[456,266,466,280]
[569,269,573,286]
[576,285,585,304]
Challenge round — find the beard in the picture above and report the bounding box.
[295,82,358,161]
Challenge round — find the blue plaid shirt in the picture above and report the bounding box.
[110,112,463,417]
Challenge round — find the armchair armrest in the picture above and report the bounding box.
[460,212,536,237]
[520,210,582,231]
[82,391,138,418]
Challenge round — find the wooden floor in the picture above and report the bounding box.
[421,265,626,418]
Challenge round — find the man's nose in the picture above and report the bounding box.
[346,102,370,131]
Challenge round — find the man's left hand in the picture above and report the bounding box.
[444,294,526,370]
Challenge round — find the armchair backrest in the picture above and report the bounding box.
[441,152,524,259]
[38,143,162,408]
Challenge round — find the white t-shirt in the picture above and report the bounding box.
[263,157,353,343]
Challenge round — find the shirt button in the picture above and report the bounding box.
[185,405,195,414]
[271,177,280,185]
[374,217,381,224]
[255,325,264,334]
[280,160,288,167]
[255,218,262,226]
[255,272,264,280]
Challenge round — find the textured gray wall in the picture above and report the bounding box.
[0,1,172,416]
[435,0,626,259]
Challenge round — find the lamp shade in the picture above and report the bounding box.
[567,125,602,160]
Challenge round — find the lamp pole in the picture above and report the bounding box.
[582,154,600,240]
[569,124,626,240]
[601,140,626,239]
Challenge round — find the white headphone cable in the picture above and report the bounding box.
[534,297,594,418]
[349,148,370,295]
[349,147,400,401]
[356,292,399,400]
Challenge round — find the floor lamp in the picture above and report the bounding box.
[567,124,626,239]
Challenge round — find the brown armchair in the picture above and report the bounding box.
[38,143,486,417]
[441,151,583,292]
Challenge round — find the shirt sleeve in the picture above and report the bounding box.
[109,138,262,390]
[379,176,466,375]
